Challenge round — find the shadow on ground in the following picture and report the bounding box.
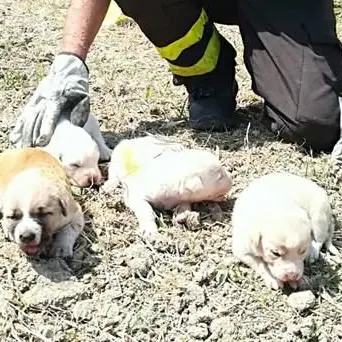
[101,101,300,154]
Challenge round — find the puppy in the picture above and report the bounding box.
[103,135,232,236]
[0,148,84,258]
[11,113,112,188]
[231,172,339,290]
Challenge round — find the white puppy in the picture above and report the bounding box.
[103,135,232,236]
[10,113,112,188]
[43,113,112,188]
[0,148,84,258]
[231,172,339,290]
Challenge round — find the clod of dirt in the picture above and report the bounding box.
[38,325,56,340]
[188,307,214,325]
[188,323,209,340]
[73,295,121,328]
[185,211,202,231]
[209,317,235,340]
[72,299,96,321]
[22,281,87,307]
[287,290,316,311]
[194,261,217,284]
[183,282,206,307]
[149,233,177,253]
[125,244,153,277]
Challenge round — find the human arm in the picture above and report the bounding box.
[10,0,111,147]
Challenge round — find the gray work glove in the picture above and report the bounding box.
[10,53,90,147]
[331,96,342,163]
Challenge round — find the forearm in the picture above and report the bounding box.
[59,0,111,61]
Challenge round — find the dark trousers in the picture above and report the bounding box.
[115,0,342,152]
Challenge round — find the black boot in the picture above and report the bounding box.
[173,37,238,131]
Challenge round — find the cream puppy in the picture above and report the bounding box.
[0,148,84,258]
[11,113,112,188]
[103,135,232,236]
[43,113,112,188]
[231,172,339,290]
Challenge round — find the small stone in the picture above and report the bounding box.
[188,323,209,339]
[72,299,96,320]
[188,308,214,325]
[193,245,203,257]
[210,317,234,338]
[125,245,153,277]
[82,273,92,284]
[185,212,201,231]
[178,241,189,254]
[38,325,56,339]
[185,283,206,306]
[170,296,185,313]
[194,261,216,284]
[335,325,342,338]
[127,257,151,277]
[287,290,316,311]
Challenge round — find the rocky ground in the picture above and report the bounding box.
[1,1,342,341]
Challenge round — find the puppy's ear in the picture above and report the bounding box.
[58,198,68,217]
[0,204,3,220]
[251,230,262,253]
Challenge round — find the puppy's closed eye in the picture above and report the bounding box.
[70,163,81,168]
[6,210,23,221]
[31,207,54,219]
[271,250,282,258]
[298,248,307,255]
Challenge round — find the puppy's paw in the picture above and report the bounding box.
[263,274,284,290]
[99,145,112,162]
[288,278,304,290]
[49,242,74,258]
[139,222,158,238]
[308,240,322,263]
[172,206,191,226]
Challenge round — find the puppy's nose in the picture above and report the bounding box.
[285,272,299,281]
[88,174,102,187]
[19,231,36,244]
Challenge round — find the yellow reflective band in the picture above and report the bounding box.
[121,146,141,176]
[167,29,220,77]
[156,8,208,61]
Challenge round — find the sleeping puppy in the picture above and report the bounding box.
[103,135,232,236]
[0,147,84,258]
[10,113,112,188]
[231,172,339,290]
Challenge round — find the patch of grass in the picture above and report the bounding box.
[1,1,342,342]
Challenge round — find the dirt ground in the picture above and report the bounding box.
[1,1,342,341]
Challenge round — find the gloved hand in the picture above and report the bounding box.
[10,53,90,147]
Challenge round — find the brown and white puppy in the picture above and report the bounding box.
[231,172,339,290]
[11,113,112,188]
[0,148,84,258]
[103,135,232,236]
